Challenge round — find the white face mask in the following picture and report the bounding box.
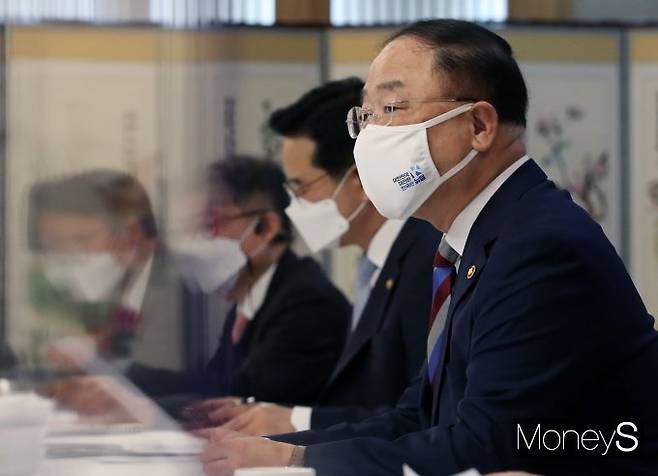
[43,253,126,302]
[172,219,263,293]
[285,170,366,253]
[353,102,478,220]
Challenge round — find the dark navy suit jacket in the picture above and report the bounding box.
[205,249,350,404]
[274,160,658,475]
[310,218,440,429]
[131,249,350,408]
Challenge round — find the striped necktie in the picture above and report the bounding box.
[427,237,460,384]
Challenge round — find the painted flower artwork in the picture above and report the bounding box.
[536,106,609,221]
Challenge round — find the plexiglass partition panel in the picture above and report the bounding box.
[0,22,323,475]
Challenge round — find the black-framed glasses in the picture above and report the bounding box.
[206,208,271,235]
[284,173,330,197]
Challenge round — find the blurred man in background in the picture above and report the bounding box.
[29,170,188,375]
[200,78,440,436]
[43,158,350,420]
[171,157,350,409]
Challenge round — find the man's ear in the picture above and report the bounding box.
[470,101,498,152]
[256,212,282,243]
[253,217,266,234]
[118,218,143,247]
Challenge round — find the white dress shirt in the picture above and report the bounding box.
[121,255,154,313]
[290,219,406,431]
[365,219,406,288]
[444,155,529,270]
[238,262,278,320]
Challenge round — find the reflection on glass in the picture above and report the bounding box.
[0,10,337,476]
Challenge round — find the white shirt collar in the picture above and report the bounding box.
[120,255,154,313]
[444,155,530,257]
[363,219,406,289]
[366,219,406,269]
[238,261,278,321]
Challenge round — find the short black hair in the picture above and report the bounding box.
[28,169,158,250]
[387,19,528,127]
[207,156,292,244]
[269,77,364,178]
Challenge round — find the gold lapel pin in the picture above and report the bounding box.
[386,278,395,290]
[466,265,477,280]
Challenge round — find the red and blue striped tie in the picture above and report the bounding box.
[427,237,459,384]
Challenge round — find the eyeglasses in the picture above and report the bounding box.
[205,208,271,235]
[346,97,476,139]
[284,173,330,198]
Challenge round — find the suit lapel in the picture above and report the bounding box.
[327,259,400,383]
[325,220,420,386]
[419,364,434,425]
[449,244,488,319]
[428,159,548,423]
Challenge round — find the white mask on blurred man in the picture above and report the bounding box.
[173,219,265,293]
[43,253,126,302]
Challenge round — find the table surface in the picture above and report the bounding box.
[27,408,481,476]
[39,457,204,476]
[38,412,206,476]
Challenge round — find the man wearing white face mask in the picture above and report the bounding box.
[200,20,658,476]
[131,157,350,419]
[29,170,187,372]
[191,157,349,404]
[199,79,440,438]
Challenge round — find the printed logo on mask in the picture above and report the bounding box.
[393,164,427,192]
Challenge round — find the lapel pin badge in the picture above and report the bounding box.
[386,278,394,290]
[466,265,477,280]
